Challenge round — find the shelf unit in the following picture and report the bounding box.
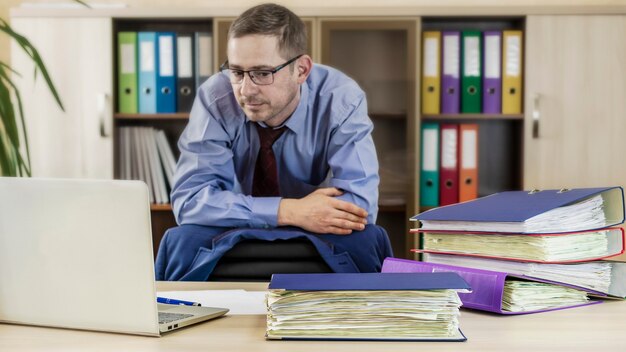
[319,18,419,257]
[419,17,526,205]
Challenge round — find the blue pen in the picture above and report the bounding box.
[157,296,202,306]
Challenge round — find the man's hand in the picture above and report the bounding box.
[277,187,368,235]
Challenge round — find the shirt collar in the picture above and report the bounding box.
[283,82,308,135]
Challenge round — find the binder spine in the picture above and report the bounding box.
[502,30,523,114]
[439,124,459,205]
[117,32,138,114]
[420,122,440,207]
[422,31,441,115]
[441,31,461,114]
[176,33,196,112]
[138,32,157,114]
[156,32,177,113]
[482,31,502,114]
[461,30,482,113]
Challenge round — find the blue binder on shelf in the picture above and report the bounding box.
[420,122,440,207]
[156,32,177,113]
[138,32,157,114]
[412,187,625,234]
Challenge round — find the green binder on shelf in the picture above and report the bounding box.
[420,122,440,207]
[461,30,482,113]
[117,32,138,114]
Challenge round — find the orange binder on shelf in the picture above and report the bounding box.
[502,30,523,114]
[439,124,459,205]
[421,31,441,114]
[459,124,478,202]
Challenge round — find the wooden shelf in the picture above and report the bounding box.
[379,204,406,213]
[115,113,189,120]
[422,113,524,120]
[369,111,407,119]
[151,204,173,211]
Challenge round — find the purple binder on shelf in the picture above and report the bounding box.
[482,31,502,114]
[382,258,603,315]
[441,31,461,114]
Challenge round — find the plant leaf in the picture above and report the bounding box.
[0,66,31,175]
[0,19,65,112]
[74,0,92,8]
[0,68,20,150]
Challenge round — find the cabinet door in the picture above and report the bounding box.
[524,16,626,189]
[10,18,113,178]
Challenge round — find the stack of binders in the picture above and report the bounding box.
[266,273,470,341]
[387,187,626,314]
[421,29,523,115]
[117,31,213,114]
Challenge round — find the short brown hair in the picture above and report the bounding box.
[228,3,306,59]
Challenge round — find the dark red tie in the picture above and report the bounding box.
[252,124,286,197]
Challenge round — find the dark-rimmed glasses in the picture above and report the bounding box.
[219,54,303,85]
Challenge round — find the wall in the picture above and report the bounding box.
[2,0,626,65]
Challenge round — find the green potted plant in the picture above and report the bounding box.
[0,17,64,176]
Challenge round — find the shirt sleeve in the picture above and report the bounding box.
[170,87,280,228]
[326,92,380,223]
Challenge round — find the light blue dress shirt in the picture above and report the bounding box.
[172,64,379,228]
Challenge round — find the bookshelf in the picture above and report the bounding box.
[419,16,526,200]
[10,5,626,261]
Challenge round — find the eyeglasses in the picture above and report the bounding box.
[219,54,303,86]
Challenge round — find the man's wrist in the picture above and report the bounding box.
[277,198,296,226]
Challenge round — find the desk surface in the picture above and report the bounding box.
[1,281,624,352]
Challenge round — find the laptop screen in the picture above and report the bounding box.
[0,178,161,336]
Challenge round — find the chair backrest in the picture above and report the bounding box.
[209,238,332,281]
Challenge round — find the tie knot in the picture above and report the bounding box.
[256,124,286,149]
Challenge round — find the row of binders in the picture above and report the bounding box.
[118,127,177,204]
[420,122,478,208]
[398,187,626,314]
[117,31,214,114]
[421,30,523,115]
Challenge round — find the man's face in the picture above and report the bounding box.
[226,35,301,127]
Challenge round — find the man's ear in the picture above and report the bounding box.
[295,55,313,84]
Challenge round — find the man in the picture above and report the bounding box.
[156,3,392,280]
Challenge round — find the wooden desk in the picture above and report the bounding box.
[1,281,624,351]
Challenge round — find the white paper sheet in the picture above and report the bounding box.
[156,290,267,315]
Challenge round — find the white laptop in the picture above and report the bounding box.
[0,177,228,336]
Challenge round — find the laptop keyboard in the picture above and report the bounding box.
[158,312,194,324]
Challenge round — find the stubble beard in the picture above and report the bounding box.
[240,83,300,126]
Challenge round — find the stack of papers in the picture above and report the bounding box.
[424,253,626,297]
[502,280,589,312]
[265,273,470,341]
[421,229,620,262]
[413,187,625,234]
[267,290,462,339]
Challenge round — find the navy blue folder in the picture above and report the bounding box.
[412,187,625,232]
[269,272,471,291]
